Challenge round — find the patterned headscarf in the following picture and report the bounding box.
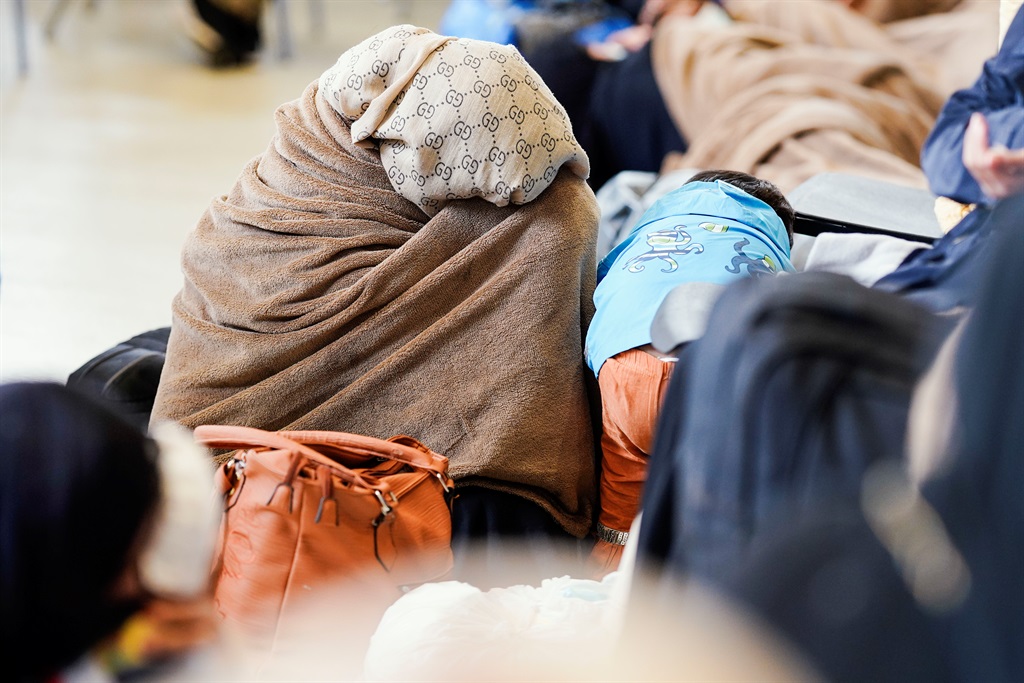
[318,25,590,215]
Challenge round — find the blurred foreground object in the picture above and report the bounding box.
[0,384,220,681]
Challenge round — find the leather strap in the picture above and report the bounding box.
[280,430,448,475]
[194,425,390,495]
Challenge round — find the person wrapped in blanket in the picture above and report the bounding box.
[508,0,974,189]
[584,170,794,575]
[152,25,600,575]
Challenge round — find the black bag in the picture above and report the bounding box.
[635,272,948,584]
[66,328,170,432]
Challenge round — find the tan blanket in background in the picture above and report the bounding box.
[885,0,1000,97]
[726,0,999,98]
[837,0,964,25]
[653,1,947,193]
[152,71,600,535]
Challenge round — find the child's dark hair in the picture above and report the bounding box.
[688,169,795,247]
[0,382,160,681]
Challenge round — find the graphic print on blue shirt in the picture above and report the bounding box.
[623,226,705,273]
[726,238,779,277]
[586,180,794,376]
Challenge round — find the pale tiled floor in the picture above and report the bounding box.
[0,0,449,381]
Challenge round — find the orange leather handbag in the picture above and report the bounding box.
[194,425,455,646]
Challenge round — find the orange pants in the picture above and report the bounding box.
[590,347,675,576]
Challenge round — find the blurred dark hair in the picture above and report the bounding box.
[688,169,795,246]
[0,382,160,682]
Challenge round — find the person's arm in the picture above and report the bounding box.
[920,7,1024,204]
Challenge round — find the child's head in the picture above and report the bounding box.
[0,382,217,681]
[687,170,795,247]
[0,383,160,679]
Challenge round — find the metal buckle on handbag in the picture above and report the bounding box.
[432,471,457,508]
[374,489,399,518]
[372,488,401,573]
[596,522,629,546]
[432,471,452,494]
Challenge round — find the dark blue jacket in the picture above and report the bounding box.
[874,192,1024,313]
[920,6,1024,205]
[723,213,1024,683]
[634,272,945,587]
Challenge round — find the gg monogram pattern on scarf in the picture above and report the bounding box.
[319,25,589,216]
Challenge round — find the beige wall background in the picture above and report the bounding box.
[0,1,448,381]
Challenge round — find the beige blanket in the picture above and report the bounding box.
[654,1,947,193]
[837,0,964,24]
[152,60,600,535]
[726,0,1000,98]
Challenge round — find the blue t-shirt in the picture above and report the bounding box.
[585,180,794,375]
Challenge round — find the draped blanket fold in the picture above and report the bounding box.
[152,46,600,535]
[652,1,946,193]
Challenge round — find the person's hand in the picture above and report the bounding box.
[606,24,654,52]
[586,24,653,61]
[639,0,706,27]
[102,596,219,669]
[962,112,1024,200]
[586,0,705,61]
[583,21,653,62]
[137,597,219,659]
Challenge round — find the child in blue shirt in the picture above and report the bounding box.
[585,169,795,574]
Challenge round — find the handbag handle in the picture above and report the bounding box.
[194,425,387,493]
[279,430,448,475]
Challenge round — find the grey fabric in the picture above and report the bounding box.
[788,172,943,240]
[649,282,725,353]
[799,232,923,286]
